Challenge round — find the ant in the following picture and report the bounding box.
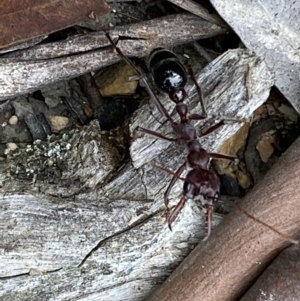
[103,28,237,239]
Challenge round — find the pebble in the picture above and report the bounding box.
[96,62,138,97]
[48,116,69,133]
[256,134,275,163]
[8,115,18,126]
[236,170,251,189]
[266,104,276,116]
[4,142,18,155]
[278,103,299,122]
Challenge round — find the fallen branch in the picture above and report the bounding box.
[0,13,227,101]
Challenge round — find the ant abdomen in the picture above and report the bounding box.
[148,48,187,93]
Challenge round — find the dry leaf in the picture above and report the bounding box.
[0,0,110,49]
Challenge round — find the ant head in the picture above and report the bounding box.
[168,88,187,104]
[183,170,219,206]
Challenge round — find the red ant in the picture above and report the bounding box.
[102,28,298,243]
[103,29,237,239]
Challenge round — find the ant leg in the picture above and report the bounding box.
[202,205,213,241]
[188,113,207,120]
[187,63,209,121]
[102,28,176,126]
[137,126,177,142]
[209,153,236,161]
[164,162,186,207]
[167,195,187,230]
[200,117,248,138]
[199,120,225,137]
[187,65,207,117]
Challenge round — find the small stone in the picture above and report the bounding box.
[7,142,18,151]
[278,103,299,122]
[256,133,275,163]
[214,123,250,172]
[8,115,18,125]
[266,104,276,116]
[62,133,69,141]
[4,142,18,155]
[254,105,268,117]
[47,159,54,167]
[96,62,138,97]
[48,116,69,133]
[83,105,93,117]
[236,170,251,189]
[44,96,61,108]
[29,269,44,276]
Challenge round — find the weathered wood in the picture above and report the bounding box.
[0,36,47,54]
[0,48,274,300]
[0,13,227,101]
[210,0,300,114]
[167,0,228,28]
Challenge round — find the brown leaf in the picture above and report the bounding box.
[0,0,110,49]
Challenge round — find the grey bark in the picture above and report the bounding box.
[167,0,228,28]
[0,13,227,101]
[210,0,300,114]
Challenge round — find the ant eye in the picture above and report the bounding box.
[183,181,192,195]
[183,182,191,194]
[213,192,219,202]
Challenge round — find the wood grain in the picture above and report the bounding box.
[0,13,227,101]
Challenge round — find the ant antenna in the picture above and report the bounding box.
[187,65,207,117]
[234,203,299,245]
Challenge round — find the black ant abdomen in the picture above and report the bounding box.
[148,48,187,93]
